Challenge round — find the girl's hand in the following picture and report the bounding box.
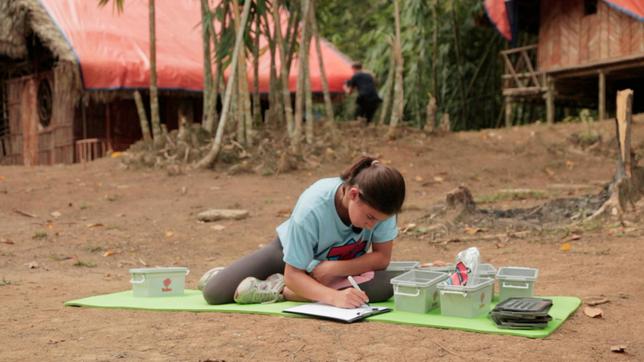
[331,288,369,309]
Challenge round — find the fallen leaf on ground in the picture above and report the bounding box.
[0,176,5,181]
[414,176,423,182]
[50,211,62,218]
[560,242,572,252]
[544,168,555,177]
[610,345,626,353]
[138,258,147,266]
[1,238,15,245]
[464,227,482,235]
[165,231,174,238]
[569,234,581,241]
[210,225,226,231]
[103,250,119,257]
[583,306,603,318]
[87,223,104,228]
[433,176,444,182]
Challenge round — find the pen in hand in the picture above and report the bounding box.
[347,275,369,308]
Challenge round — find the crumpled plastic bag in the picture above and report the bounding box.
[446,247,480,286]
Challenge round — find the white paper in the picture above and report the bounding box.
[284,303,389,322]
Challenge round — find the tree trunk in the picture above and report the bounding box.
[378,39,395,126]
[310,0,334,128]
[387,0,404,140]
[252,14,262,127]
[590,89,643,220]
[273,0,295,136]
[450,3,467,130]
[303,2,314,144]
[425,93,437,132]
[292,0,311,152]
[431,0,438,105]
[196,0,252,169]
[133,90,152,142]
[200,0,214,130]
[149,0,162,147]
[231,0,253,146]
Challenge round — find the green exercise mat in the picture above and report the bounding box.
[65,290,580,338]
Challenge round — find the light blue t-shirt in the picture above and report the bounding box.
[276,177,398,272]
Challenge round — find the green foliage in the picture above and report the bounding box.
[317,0,508,130]
[32,231,47,240]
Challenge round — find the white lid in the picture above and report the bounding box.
[496,266,538,281]
[437,277,495,292]
[386,261,420,271]
[390,269,449,287]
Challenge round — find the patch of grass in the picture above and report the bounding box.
[73,260,97,268]
[0,278,12,286]
[475,189,548,204]
[85,245,104,253]
[580,219,603,232]
[79,203,90,210]
[32,231,48,240]
[49,254,72,261]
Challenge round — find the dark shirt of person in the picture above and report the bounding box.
[346,72,380,100]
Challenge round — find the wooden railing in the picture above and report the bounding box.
[501,44,546,97]
[75,138,106,163]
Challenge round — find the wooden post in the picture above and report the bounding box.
[598,70,606,121]
[616,89,633,178]
[105,103,112,151]
[545,76,555,125]
[81,94,87,139]
[505,97,513,128]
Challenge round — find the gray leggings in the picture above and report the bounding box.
[202,237,394,305]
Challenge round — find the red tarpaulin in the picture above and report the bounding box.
[38,0,354,93]
[485,0,644,41]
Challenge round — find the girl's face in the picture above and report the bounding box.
[346,187,389,230]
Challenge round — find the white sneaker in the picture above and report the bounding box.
[233,273,285,304]
[197,266,224,291]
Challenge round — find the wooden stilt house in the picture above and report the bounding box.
[485,0,644,125]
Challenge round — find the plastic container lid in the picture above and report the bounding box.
[437,277,495,292]
[129,267,189,274]
[496,266,538,281]
[476,263,497,277]
[419,263,455,273]
[386,261,420,271]
[391,269,448,288]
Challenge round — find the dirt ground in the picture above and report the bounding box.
[1,118,644,361]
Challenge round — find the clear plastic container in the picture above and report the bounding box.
[390,269,449,313]
[496,266,539,302]
[129,267,189,297]
[437,277,495,318]
[385,261,420,280]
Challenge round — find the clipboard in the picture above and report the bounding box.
[283,303,391,323]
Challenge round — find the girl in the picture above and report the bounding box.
[202,156,406,308]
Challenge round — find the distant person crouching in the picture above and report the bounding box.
[343,63,382,125]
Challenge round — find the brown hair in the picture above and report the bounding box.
[340,156,406,215]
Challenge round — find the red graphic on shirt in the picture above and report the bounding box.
[162,278,172,292]
[327,239,367,260]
